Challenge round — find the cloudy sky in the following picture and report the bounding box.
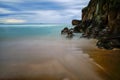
[0,0,90,24]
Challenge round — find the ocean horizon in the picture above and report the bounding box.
[0,24,73,40]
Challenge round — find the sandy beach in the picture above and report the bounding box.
[0,38,114,80]
[83,45,120,80]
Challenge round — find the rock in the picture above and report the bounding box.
[96,36,120,50]
[72,20,82,25]
[70,0,120,49]
[61,27,69,34]
[72,0,120,38]
[61,27,74,39]
[66,30,74,39]
[73,25,81,33]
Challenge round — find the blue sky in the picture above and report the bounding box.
[0,0,90,24]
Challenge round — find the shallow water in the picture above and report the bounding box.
[0,24,107,80]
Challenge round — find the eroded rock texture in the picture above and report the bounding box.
[73,0,120,38]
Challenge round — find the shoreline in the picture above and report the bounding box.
[81,40,120,80]
[0,35,120,80]
[0,38,107,80]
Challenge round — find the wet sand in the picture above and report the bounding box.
[82,43,120,80]
[0,38,112,80]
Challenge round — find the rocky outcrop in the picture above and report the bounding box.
[72,0,120,49]
[73,0,120,38]
[72,20,82,33]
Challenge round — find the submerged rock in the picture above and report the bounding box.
[61,27,74,39]
[61,27,69,34]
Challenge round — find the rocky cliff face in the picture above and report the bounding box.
[73,0,120,38]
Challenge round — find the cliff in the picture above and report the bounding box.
[73,0,120,38]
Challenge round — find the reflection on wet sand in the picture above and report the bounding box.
[83,47,120,80]
[0,38,110,80]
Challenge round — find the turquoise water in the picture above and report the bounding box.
[0,24,70,40]
[0,24,104,80]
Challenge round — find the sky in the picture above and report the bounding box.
[0,0,90,24]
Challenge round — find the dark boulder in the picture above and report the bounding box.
[61,27,69,34]
[72,20,82,25]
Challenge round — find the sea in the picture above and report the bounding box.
[0,24,72,40]
[0,24,103,80]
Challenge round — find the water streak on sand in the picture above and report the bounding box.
[0,38,105,80]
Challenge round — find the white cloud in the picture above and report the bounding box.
[0,8,13,14]
[0,0,22,3]
[50,0,90,8]
[0,18,26,23]
[0,9,82,23]
[49,0,89,3]
[0,0,90,23]
[15,9,81,23]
